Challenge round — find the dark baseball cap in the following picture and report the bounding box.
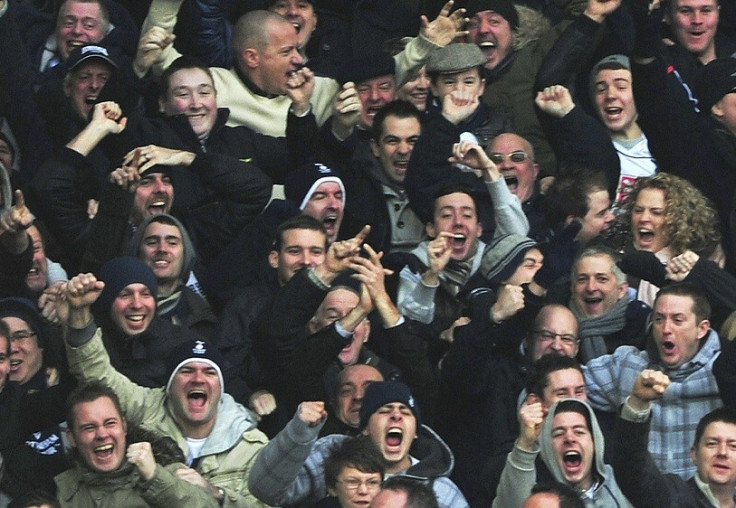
[66,44,119,74]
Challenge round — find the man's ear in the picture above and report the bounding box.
[531,162,540,181]
[663,5,672,25]
[66,428,76,448]
[242,48,259,70]
[712,100,726,119]
[308,316,319,334]
[268,250,279,269]
[63,77,72,99]
[696,319,711,341]
[370,139,381,158]
[425,222,437,238]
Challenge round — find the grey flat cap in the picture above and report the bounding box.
[426,43,486,75]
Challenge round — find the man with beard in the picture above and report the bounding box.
[21,224,70,327]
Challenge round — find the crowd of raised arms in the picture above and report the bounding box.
[2,0,736,507]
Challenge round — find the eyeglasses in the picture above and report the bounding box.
[336,478,382,491]
[10,331,37,342]
[532,330,579,346]
[489,151,530,164]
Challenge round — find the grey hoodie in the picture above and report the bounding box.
[126,214,196,284]
[540,399,633,508]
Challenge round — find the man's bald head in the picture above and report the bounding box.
[233,10,292,56]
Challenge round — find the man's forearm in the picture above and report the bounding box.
[66,123,110,156]
[374,294,401,328]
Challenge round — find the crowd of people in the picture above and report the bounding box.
[1,0,736,506]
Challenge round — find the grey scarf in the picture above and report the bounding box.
[412,240,479,296]
[572,295,630,362]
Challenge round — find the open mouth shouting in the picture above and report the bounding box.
[503,174,519,193]
[659,339,678,366]
[26,265,44,285]
[634,228,656,250]
[187,389,208,413]
[602,106,623,122]
[385,428,404,452]
[147,196,170,216]
[392,159,410,181]
[321,211,341,240]
[561,450,584,478]
[478,40,497,64]
[449,233,468,257]
[94,443,115,460]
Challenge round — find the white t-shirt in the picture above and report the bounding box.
[613,135,657,207]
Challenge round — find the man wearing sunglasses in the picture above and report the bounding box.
[486,133,547,238]
[406,81,547,241]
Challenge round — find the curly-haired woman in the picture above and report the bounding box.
[617,173,722,306]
